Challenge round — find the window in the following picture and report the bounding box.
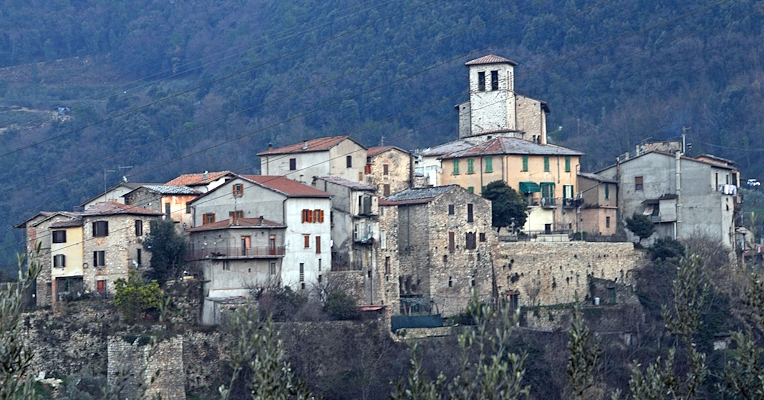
[92,221,108,237]
[453,159,460,175]
[380,230,387,249]
[186,204,191,214]
[544,157,550,172]
[383,163,389,176]
[97,280,105,293]
[233,183,244,196]
[604,184,610,199]
[448,276,453,287]
[318,259,321,271]
[606,216,611,229]
[304,235,310,248]
[479,232,486,242]
[136,249,142,266]
[93,251,105,268]
[565,157,571,172]
[346,155,353,168]
[448,204,455,215]
[53,254,65,268]
[468,187,474,194]
[448,232,455,252]
[485,157,493,173]
[466,232,476,250]
[563,185,574,201]
[467,158,475,174]
[522,156,529,172]
[135,220,143,236]
[222,261,230,271]
[165,203,171,219]
[289,158,297,171]
[385,257,391,275]
[229,210,243,219]
[299,263,304,282]
[383,184,390,196]
[269,262,276,275]
[467,203,474,222]
[52,230,66,243]
[478,71,485,91]
[491,70,498,90]
[203,213,215,225]
[316,236,321,254]
[635,176,643,191]
[241,236,251,256]
[365,164,372,174]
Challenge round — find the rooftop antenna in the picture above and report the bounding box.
[380,135,385,146]
[117,164,133,183]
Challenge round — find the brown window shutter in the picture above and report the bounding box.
[304,235,310,248]
[302,210,307,223]
[307,210,313,223]
[448,232,455,252]
[384,184,390,196]
[319,210,325,223]
[316,236,321,254]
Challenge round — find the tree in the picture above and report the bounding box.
[567,293,600,400]
[625,213,655,244]
[0,243,42,400]
[220,304,314,400]
[649,237,685,261]
[324,290,359,320]
[113,271,165,324]
[143,218,188,285]
[482,181,528,233]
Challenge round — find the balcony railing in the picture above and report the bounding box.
[187,246,285,260]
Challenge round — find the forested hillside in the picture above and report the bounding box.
[0,0,762,269]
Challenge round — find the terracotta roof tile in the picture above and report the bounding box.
[241,175,332,198]
[187,217,285,232]
[165,171,234,186]
[82,202,163,216]
[439,137,584,159]
[257,136,362,156]
[465,54,518,66]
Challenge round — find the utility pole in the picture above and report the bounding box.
[682,126,691,154]
[103,168,115,198]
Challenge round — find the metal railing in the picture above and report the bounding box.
[187,246,285,260]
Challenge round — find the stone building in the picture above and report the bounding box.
[15,202,162,307]
[378,202,400,313]
[366,146,412,197]
[312,176,380,305]
[382,185,493,316]
[79,182,158,210]
[577,172,619,236]
[123,185,200,227]
[257,136,367,184]
[599,151,741,247]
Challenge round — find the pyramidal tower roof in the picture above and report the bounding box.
[465,54,518,66]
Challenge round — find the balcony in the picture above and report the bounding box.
[541,197,556,208]
[187,246,285,260]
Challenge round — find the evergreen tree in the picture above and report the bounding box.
[482,181,528,233]
[142,219,187,286]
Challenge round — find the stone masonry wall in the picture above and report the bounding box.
[107,335,185,400]
[397,204,431,300]
[377,204,400,312]
[515,94,544,141]
[493,241,644,307]
[428,189,493,316]
[368,149,410,197]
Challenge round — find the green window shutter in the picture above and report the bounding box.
[565,157,571,172]
[453,159,460,175]
[544,157,550,172]
[522,156,528,171]
[485,157,493,173]
[467,158,474,174]
[605,184,610,199]
[468,186,474,193]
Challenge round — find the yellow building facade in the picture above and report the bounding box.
[437,137,582,232]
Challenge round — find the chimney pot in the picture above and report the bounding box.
[259,216,264,225]
[302,141,308,150]
[203,170,209,180]
[268,143,273,151]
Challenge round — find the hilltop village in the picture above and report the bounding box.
[16,54,744,321]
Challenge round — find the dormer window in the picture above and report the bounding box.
[491,70,498,90]
[478,71,485,91]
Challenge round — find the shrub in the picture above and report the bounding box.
[324,291,359,320]
[649,237,686,261]
[625,213,655,242]
[114,271,165,323]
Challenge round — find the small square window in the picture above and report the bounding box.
[635,176,644,191]
[52,230,67,243]
[448,204,455,215]
[92,221,108,237]
[53,254,65,268]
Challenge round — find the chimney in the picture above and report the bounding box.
[267,143,273,151]
[259,215,264,226]
[202,170,209,180]
[302,141,308,150]
[229,215,234,225]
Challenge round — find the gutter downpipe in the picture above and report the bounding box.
[675,151,681,240]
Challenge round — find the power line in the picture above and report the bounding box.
[0,0,733,254]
